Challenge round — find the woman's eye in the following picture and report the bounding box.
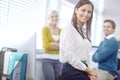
[88,11,92,14]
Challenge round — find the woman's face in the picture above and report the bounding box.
[75,4,92,24]
[48,12,59,25]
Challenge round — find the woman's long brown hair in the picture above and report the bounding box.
[71,0,94,42]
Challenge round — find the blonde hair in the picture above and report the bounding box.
[48,10,58,18]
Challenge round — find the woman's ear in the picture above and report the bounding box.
[75,8,78,14]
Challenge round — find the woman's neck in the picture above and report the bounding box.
[48,23,59,35]
[77,20,84,28]
[49,23,57,29]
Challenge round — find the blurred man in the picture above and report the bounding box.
[92,19,119,80]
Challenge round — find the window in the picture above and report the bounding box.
[59,0,74,29]
[0,0,48,49]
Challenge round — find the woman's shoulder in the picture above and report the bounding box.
[42,26,49,29]
[57,27,61,31]
[42,26,49,31]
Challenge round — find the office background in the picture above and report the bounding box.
[0,0,120,80]
[0,0,120,49]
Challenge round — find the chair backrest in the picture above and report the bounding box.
[0,47,17,79]
[3,52,27,80]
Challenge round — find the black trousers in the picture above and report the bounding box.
[61,63,90,80]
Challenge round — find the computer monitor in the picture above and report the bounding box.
[0,31,36,80]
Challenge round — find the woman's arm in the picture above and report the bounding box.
[50,42,59,50]
[42,27,53,50]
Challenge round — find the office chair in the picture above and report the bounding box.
[3,52,27,80]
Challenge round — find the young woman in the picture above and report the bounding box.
[42,10,61,80]
[59,0,97,80]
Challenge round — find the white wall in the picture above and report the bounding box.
[103,0,120,41]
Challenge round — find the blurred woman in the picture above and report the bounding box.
[42,10,61,80]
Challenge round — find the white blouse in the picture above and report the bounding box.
[52,35,60,41]
[59,23,91,71]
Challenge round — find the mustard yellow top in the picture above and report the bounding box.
[42,26,61,54]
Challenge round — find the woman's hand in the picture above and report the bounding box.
[50,42,59,50]
[85,67,97,77]
[85,67,98,80]
[90,76,98,80]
